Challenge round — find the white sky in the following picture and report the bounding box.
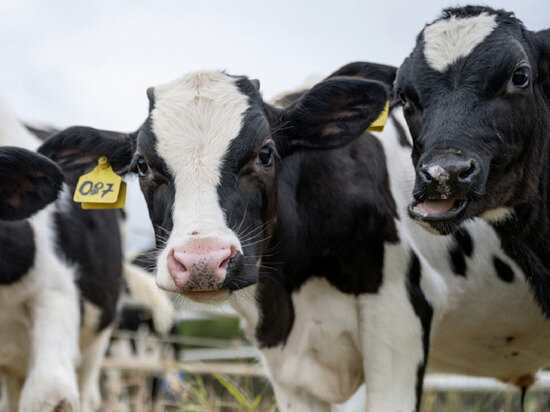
[1,0,548,252]
[1,0,548,131]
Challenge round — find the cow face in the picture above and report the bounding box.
[0,147,63,220]
[395,6,550,234]
[40,71,387,303]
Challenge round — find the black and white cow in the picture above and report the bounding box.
[40,61,550,410]
[393,3,550,390]
[40,70,435,410]
[0,102,168,412]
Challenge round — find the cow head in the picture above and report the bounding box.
[40,70,388,303]
[0,146,63,220]
[395,6,550,234]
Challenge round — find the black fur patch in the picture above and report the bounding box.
[132,248,158,273]
[406,251,433,412]
[493,255,515,283]
[54,196,123,331]
[390,113,411,148]
[0,220,35,284]
[256,133,399,347]
[449,227,473,277]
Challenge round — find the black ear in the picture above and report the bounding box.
[275,77,388,154]
[39,126,134,184]
[327,61,397,90]
[147,87,155,112]
[251,79,261,91]
[0,147,63,220]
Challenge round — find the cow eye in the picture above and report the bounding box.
[511,66,530,88]
[397,90,407,106]
[136,157,150,177]
[257,145,273,167]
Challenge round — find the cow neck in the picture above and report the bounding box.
[492,123,550,316]
[254,134,399,347]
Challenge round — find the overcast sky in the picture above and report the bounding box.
[1,0,548,131]
[1,0,548,251]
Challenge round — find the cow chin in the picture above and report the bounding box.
[412,217,462,236]
[408,199,469,235]
[183,290,231,304]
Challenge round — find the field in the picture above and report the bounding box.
[101,309,550,411]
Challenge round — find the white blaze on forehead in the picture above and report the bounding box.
[151,71,249,244]
[423,13,497,72]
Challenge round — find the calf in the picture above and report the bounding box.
[40,70,439,410]
[393,4,550,389]
[0,103,162,412]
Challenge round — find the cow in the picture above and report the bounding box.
[40,62,550,410]
[393,3,550,395]
[286,64,550,401]
[39,70,437,411]
[0,102,169,412]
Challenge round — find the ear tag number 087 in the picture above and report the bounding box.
[74,157,126,209]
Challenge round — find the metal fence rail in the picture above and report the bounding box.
[106,304,550,410]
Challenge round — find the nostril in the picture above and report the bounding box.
[171,251,188,272]
[458,162,476,181]
[420,165,433,182]
[218,246,238,270]
[219,256,231,270]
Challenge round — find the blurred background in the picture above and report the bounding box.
[1,1,549,410]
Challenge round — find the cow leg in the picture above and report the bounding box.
[1,375,23,411]
[360,262,431,412]
[272,382,331,412]
[19,288,80,412]
[79,326,113,412]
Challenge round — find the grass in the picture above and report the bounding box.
[103,316,550,411]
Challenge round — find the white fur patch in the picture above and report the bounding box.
[151,71,249,292]
[122,263,175,333]
[481,207,514,223]
[423,13,497,72]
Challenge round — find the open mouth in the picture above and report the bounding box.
[408,198,469,222]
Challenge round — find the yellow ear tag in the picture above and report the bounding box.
[73,157,126,209]
[367,100,390,132]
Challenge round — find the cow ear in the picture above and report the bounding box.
[251,79,260,91]
[327,61,397,90]
[39,126,134,184]
[0,147,63,220]
[273,77,388,155]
